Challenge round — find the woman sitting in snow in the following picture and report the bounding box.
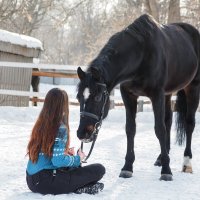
[26,88,105,195]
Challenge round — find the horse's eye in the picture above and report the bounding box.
[95,94,102,102]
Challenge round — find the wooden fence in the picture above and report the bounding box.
[0,61,180,111]
[0,61,83,99]
[0,62,118,108]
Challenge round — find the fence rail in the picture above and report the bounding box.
[0,61,180,111]
[0,62,117,107]
[0,61,87,70]
[32,71,78,78]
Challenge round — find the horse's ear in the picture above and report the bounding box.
[91,67,101,81]
[77,67,86,80]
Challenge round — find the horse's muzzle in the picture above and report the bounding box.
[81,138,93,143]
[77,129,94,142]
[77,124,95,141]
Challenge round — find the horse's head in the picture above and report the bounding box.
[76,67,110,143]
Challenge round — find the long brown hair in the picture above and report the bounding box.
[27,88,70,163]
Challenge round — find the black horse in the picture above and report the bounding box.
[76,14,200,181]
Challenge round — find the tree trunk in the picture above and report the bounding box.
[168,0,181,23]
[144,0,159,22]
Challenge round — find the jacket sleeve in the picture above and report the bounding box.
[51,124,81,168]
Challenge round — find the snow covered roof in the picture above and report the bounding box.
[0,29,43,50]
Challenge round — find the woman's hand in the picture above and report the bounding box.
[77,148,86,161]
[67,147,75,156]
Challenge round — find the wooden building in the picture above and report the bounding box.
[0,29,43,106]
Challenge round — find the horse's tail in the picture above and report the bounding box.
[174,24,200,146]
[175,89,187,145]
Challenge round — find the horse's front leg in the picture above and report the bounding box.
[119,85,138,178]
[151,90,173,181]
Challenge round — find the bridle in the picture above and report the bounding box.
[78,82,109,163]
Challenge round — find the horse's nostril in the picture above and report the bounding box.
[86,125,95,133]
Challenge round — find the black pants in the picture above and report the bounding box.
[26,163,105,195]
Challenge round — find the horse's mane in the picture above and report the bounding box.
[88,14,161,72]
[127,14,161,39]
[88,52,112,72]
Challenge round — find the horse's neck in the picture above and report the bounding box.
[102,64,132,92]
[99,45,143,92]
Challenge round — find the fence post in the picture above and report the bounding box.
[110,90,115,109]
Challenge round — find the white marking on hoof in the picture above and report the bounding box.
[119,170,133,178]
[182,156,193,173]
[159,174,173,181]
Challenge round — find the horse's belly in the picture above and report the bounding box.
[165,66,197,94]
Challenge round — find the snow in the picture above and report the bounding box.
[0,29,43,50]
[1,84,200,200]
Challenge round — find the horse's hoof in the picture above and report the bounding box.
[182,165,193,173]
[154,159,162,167]
[182,157,193,173]
[119,170,133,178]
[159,174,173,181]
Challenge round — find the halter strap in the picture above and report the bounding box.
[80,82,109,163]
[81,127,98,163]
[80,111,99,121]
[96,82,107,87]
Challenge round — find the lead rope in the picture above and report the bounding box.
[80,91,108,163]
[80,130,98,163]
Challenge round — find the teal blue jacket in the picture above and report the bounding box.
[27,124,80,175]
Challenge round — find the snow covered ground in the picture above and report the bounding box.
[0,84,200,200]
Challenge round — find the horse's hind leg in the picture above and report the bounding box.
[183,84,200,173]
[119,84,138,178]
[154,95,172,166]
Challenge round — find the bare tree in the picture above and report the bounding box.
[36,0,90,64]
[0,0,19,22]
[8,0,54,34]
[2,0,197,66]
[181,0,200,30]
[168,0,181,23]
[144,0,159,22]
[64,0,145,65]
